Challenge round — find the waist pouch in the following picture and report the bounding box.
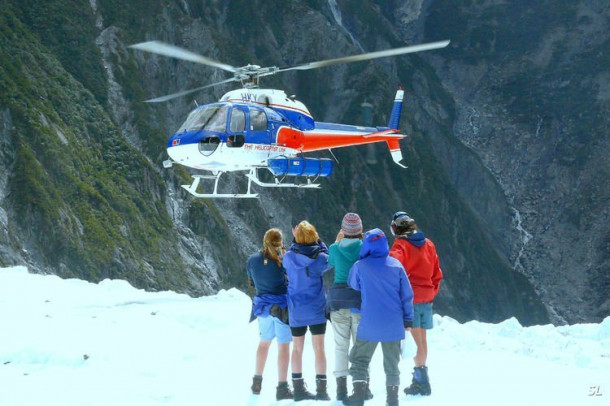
[270,304,290,325]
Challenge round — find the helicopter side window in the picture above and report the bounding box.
[229,108,246,132]
[198,136,220,156]
[227,134,245,148]
[250,110,268,131]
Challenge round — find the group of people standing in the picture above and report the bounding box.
[247,211,443,406]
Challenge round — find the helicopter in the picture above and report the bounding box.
[129,39,450,198]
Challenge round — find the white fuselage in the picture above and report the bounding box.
[167,142,300,172]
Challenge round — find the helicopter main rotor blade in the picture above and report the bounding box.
[278,40,450,72]
[145,77,239,103]
[129,41,237,73]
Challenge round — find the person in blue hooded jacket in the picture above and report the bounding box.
[283,220,330,401]
[344,228,414,406]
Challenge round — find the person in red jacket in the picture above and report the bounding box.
[389,211,443,397]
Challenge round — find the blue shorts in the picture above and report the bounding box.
[258,315,292,343]
[412,302,434,329]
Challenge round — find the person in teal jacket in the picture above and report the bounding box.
[327,213,372,401]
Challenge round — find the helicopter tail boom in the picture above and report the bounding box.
[290,87,407,166]
[280,127,404,152]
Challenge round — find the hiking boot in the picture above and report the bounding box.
[292,378,316,401]
[276,381,293,400]
[342,380,367,406]
[404,380,431,396]
[365,378,374,400]
[336,376,348,401]
[315,377,330,401]
[404,366,431,396]
[251,375,262,395]
[386,385,399,406]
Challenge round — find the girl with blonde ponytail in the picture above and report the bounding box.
[247,228,293,400]
[262,228,284,267]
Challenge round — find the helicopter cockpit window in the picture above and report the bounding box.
[250,109,268,131]
[178,105,229,133]
[229,108,246,132]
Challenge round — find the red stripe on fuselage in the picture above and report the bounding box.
[276,127,404,152]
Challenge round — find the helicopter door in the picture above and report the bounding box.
[227,106,246,148]
[248,108,271,144]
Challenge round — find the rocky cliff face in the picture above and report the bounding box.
[4,0,603,326]
[411,0,609,324]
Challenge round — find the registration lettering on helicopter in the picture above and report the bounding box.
[244,144,286,152]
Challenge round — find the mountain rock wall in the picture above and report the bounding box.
[417,0,609,323]
[7,1,606,326]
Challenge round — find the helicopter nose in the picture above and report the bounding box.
[167,142,178,156]
[167,134,181,148]
[166,133,187,162]
[167,142,189,164]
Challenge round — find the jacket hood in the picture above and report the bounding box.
[336,238,362,263]
[289,240,328,266]
[359,228,389,259]
[403,231,426,247]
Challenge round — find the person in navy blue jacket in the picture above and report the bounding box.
[344,228,414,406]
[247,228,293,401]
[283,220,331,401]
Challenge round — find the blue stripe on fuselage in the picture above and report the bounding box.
[167,130,223,147]
[168,127,281,148]
[275,109,314,130]
[167,102,303,147]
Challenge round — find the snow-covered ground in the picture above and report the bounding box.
[0,266,608,406]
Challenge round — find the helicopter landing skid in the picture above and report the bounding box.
[245,169,322,189]
[181,173,258,198]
